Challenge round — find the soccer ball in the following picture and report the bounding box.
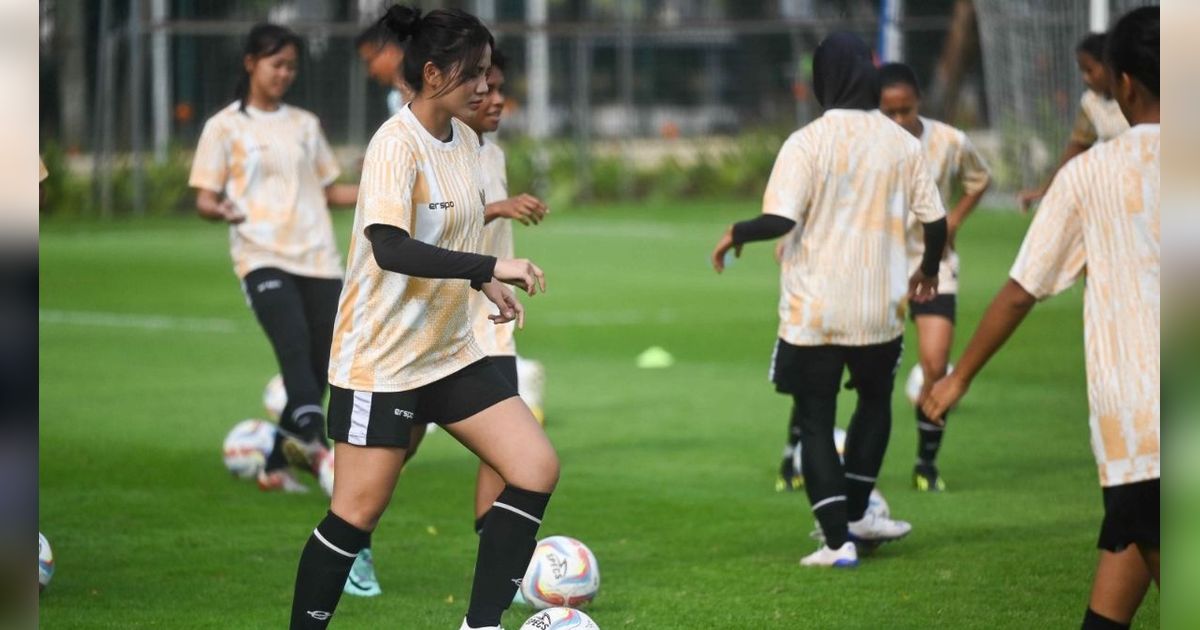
[520,607,599,630]
[792,427,847,474]
[517,356,546,424]
[39,532,54,591]
[521,536,600,610]
[222,419,277,478]
[316,449,335,497]
[263,374,287,421]
[904,364,955,406]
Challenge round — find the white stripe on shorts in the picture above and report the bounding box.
[492,501,542,525]
[348,391,373,446]
[811,495,846,512]
[767,338,781,383]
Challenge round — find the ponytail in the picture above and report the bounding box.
[366,4,493,97]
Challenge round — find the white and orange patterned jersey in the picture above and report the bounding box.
[469,139,517,357]
[1010,124,1159,487]
[1070,90,1130,146]
[189,102,343,280]
[768,109,946,346]
[328,106,487,392]
[904,116,991,294]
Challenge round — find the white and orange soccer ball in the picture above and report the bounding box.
[905,363,955,406]
[520,607,599,630]
[263,374,287,421]
[222,419,277,479]
[521,536,600,610]
[39,532,54,591]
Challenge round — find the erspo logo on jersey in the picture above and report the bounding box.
[428,201,455,210]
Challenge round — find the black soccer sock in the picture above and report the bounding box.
[1082,608,1131,630]
[916,406,946,467]
[266,429,290,472]
[793,393,848,547]
[781,404,803,472]
[474,511,489,536]
[843,393,892,521]
[466,485,551,628]
[281,406,328,445]
[290,511,370,629]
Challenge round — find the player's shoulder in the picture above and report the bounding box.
[201,102,243,131]
[366,114,421,159]
[452,118,481,148]
[921,117,967,145]
[870,111,922,154]
[281,104,323,129]
[480,138,506,162]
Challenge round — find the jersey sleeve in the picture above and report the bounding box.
[1009,164,1086,298]
[1069,106,1099,146]
[359,134,417,235]
[956,132,991,196]
[907,150,946,224]
[762,133,813,222]
[311,118,341,187]
[189,118,228,193]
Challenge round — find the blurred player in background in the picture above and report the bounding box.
[712,32,946,568]
[1018,32,1129,212]
[288,7,557,629]
[924,7,1159,628]
[877,62,991,491]
[357,16,414,116]
[188,24,357,491]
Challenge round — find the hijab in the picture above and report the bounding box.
[812,31,880,110]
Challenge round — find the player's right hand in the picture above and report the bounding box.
[494,258,546,296]
[218,199,246,224]
[497,194,548,225]
[921,373,967,425]
[908,269,938,303]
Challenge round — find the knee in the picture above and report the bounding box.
[331,493,390,533]
[506,447,559,494]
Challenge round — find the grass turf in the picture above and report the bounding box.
[39,202,1160,628]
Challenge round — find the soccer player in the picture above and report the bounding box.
[356,16,414,116]
[1017,31,1129,212]
[189,24,357,492]
[711,32,947,568]
[877,62,991,491]
[923,7,1159,628]
[288,7,557,630]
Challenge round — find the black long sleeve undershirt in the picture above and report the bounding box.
[731,214,797,245]
[919,217,948,277]
[367,224,496,289]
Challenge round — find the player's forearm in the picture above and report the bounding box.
[950,187,987,226]
[367,224,496,287]
[731,214,796,245]
[952,279,1037,385]
[483,201,505,225]
[919,218,948,276]
[194,190,226,221]
[325,184,359,208]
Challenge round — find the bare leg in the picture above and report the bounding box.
[330,442,407,531]
[1088,546,1153,624]
[475,462,506,521]
[1137,545,1160,586]
[444,396,559,493]
[914,314,953,484]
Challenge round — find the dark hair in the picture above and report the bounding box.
[372,5,494,97]
[355,19,398,51]
[236,23,303,114]
[1076,32,1107,62]
[1106,6,1159,98]
[490,47,507,74]
[878,62,921,98]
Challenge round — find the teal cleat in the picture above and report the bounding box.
[343,548,382,597]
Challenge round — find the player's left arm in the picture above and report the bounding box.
[325,183,359,208]
[922,168,1085,422]
[313,117,358,208]
[485,194,547,225]
[712,134,808,272]
[947,134,992,247]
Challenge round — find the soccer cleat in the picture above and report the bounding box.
[458,619,502,630]
[800,541,858,568]
[280,433,329,476]
[913,464,947,492]
[256,468,309,493]
[848,511,912,543]
[775,448,803,492]
[343,548,382,597]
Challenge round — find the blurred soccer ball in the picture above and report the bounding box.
[39,532,54,591]
[792,427,847,475]
[263,374,287,422]
[521,536,600,610]
[517,356,546,424]
[317,448,335,497]
[222,419,277,479]
[520,607,600,630]
[904,364,955,406]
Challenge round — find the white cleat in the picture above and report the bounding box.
[848,511,912,543]
[459,619,502,630]
[800,541,859,568]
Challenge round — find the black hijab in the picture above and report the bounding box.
[812,31,879,110]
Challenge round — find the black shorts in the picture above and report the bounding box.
[490,355,519,390]
[770,336,903,397]
[909,293,956,324]
[1097,479,1160,552]
[326,358,518,448]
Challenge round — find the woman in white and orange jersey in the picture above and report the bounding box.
[189,24,357,490]
[287,8,556,630]
[1018,32,1130,212]
[712,32,947,569]
[877,61,991,492]
[925,8,1159,628]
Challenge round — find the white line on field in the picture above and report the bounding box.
[39,309,241,334]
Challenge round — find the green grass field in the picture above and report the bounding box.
[39,202,1159,628]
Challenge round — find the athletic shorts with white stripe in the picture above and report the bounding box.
[326,358,517,448]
